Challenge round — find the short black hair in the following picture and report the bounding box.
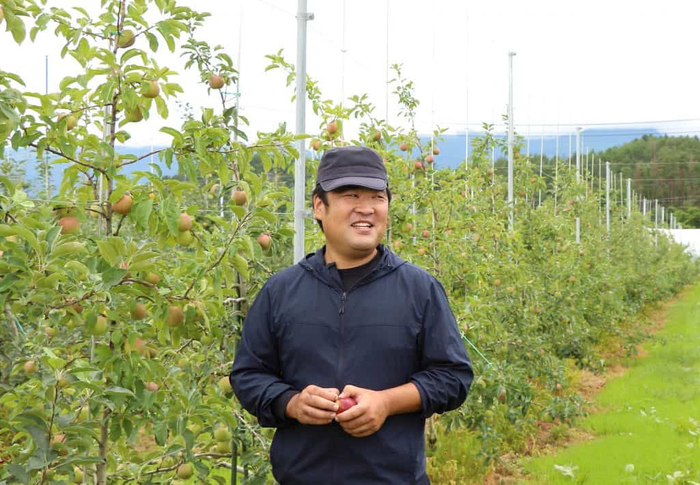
[312,184,391,232]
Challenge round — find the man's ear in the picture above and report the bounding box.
[312,195,324,221]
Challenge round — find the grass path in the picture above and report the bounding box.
[523,284,700,484]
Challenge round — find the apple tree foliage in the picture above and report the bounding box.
[0,0,299,483]
[0,1,698,483]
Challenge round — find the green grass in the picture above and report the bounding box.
[426,428,485,484]
[523,285,700,484]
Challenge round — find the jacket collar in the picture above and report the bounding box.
[299,244,405,290]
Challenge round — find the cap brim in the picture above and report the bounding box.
[320,176,387,191]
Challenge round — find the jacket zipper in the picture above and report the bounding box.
[337,291,347,391]
[329,265,387,393]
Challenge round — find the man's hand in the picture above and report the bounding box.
[286,385,340,425]
[334,385,390,438]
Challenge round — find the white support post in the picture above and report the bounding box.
[575,127,582,182]
[606,161,610,235]
[655,199,659,248]
[627,178,631,219]
[507,52,515,231]
[575,217,580,244]
[661,206,665,228]
[293,1,313,263]
[465,128,469,168]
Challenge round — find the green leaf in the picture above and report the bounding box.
[0,176,16,196]
[155,95,168,118]
[5,9,27,44]
[131,198,153,231]
[0,274,20,293]
[6,464,30,483]
[153,420,168,446]
[160,126,183,143]
[218,159,231,186]
[51,241,86,259]
[230,205,246,220]
[96,240,120,266]
[101,267,126,289]
[160,195,180,236]
[25,425,49,452]
[255,208,277,224]
[0,224,41,256]
[104,386,135,397]
[231,254,249,281]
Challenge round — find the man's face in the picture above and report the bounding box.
[314,186,389,257]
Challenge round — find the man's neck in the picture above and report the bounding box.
[324,246,378,270]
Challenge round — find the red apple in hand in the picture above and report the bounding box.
[335,397,357,414]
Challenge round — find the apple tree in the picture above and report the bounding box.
[0,0,300,483]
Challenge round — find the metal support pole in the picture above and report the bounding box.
[507,52,515,230]
[627,178,631,219]
[293,1,313,263]
[575,127,582,182]
[605,162,610,235]
[575,217,580,244]
[655,199,659,248]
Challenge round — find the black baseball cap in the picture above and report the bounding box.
[316,146,388,191]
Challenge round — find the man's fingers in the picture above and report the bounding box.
[300,406,336,422]
[340,419,377,437]
[314,387,340,402]
[307,394,338,411]
[295,400,336,424]
[334,403,364,422]
[339,384,359,398]
[349,427,376,438]
[339,414,372,431]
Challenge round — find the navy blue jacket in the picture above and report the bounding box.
[230,245,473,484]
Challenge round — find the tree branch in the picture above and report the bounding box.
[182,212,252,299]
[117,148,166,168]
[29,143,106,175]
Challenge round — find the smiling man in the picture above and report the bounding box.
[230,145,473,484]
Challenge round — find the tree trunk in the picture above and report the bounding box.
[95,408,110,485]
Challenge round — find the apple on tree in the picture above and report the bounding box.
[218,376,233,393]
[176,463,194,479]
[141,80,160,99]
[231,190,247,206]
[209,74,225,89]
[177,230,194,247]
[23,360,37,374]
[257,234,272,251]
[92,315,108,336]
[178,213,193,232]
[112,194,133,215]
[117,29,136,48]
[166,306,185,327]
[58,216,81,234]
[144,272,160,285]
[58,113,78,131]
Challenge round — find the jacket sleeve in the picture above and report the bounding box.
[410,278,473,418]
[230,283,296,427]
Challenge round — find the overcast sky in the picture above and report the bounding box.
[4,0,700,146]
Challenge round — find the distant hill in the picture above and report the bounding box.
[420,127,664,170]
[7,126,670,193]
[8,145,178,196]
